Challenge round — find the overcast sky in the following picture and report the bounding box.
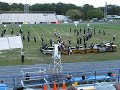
[0,0,120,7]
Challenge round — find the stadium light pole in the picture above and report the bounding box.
[24,4,29,13]
[24,0,29,13]
[104,2,107,21]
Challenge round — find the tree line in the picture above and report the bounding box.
[0,2,120,20]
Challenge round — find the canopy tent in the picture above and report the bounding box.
[0,37,9,50]
[0,36,23,50]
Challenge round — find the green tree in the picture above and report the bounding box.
[9,8,22,11]
[82,4,94,20]
[66,9,83,20]
[107,5,120,15]
[0,2,10,11]
[30,2,80,15]
[0,1,120,20]
[87,9,104,20]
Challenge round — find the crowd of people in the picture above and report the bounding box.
[41,26,116,55]
[0,27,38,43]
[0,25,116,62]
[0,25,116,48]
[0,27,38,63]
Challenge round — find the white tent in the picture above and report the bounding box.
[0,36,23,50]
[0,13,58,24]
[0,37,10,50]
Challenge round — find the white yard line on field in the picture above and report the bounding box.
[29,26,41,41]
[53,26,74,36]
[0,55,5,57]
[40,25,52,34]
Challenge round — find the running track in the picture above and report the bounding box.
[0,60,120,88]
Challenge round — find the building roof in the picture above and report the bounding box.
[106,15,120,19]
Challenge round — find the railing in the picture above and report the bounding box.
[0,11,56,13]
[0,68,120,89]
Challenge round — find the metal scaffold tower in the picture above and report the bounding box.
[24,4,29,13]
[50,44,62,73]
[104,2,107,20]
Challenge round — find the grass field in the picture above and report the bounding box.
[0,23,120,66]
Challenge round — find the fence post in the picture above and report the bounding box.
[94,71,96,87]
[13,76,16,89]
[118,69,120,82]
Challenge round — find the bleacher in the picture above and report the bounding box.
[0,12,58,24]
